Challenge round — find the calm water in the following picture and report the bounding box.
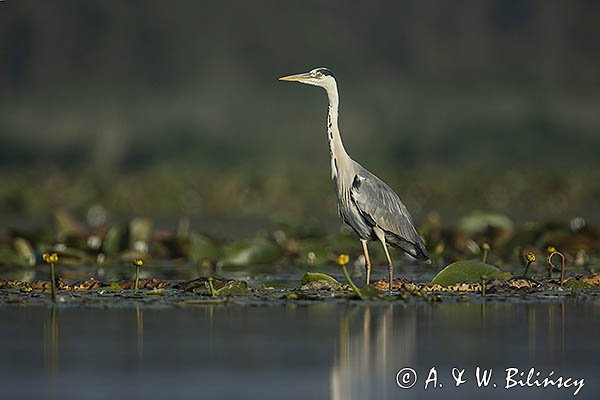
[0,302,597,399]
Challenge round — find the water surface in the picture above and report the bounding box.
[0,302,597,399]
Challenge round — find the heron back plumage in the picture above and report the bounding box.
[348,163,429,261]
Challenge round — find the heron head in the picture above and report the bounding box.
[279,67,336,89]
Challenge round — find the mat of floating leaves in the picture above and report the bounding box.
[0,274,598,307]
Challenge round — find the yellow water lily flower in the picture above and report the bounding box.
[133,259,144,267]
[525,251,536,263]
[335,254,350,266]
[42,253,59,264]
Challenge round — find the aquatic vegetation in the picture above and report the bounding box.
[184,277,248,296]
[41,252,59,301]
[132,259,143,294]
[547,247,566,286]
[522,251,536,278]
[431,260,512,286]
[300,272,342,290]
[336,254,364,299]
[219,238,282,267]
[481,242,491,263]
[0,207,600,310]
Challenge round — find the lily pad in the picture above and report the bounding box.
[54,209,86,237]
[457,211,514,245]
[564,275,600,290]
[214,280,248,296]
[0,248,37,268]
[301,272,340,285]
[360,284,382,300]
[188,233,221,264]
[103,225,130,256]
[219,238,282,267]
[184,277,248,296]
[12,237,36,267]
[300,272,341,290]
[431,260,512,286]
[299,239,330,267]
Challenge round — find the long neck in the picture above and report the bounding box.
[325,83,350,179]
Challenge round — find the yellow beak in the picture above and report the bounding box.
[278,72,312,82]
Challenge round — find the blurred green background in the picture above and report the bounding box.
[1,0,599,227]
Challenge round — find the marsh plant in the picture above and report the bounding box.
[522,251,536,278]
[133,259,144,294]
[336,254,363,298]
[42,253,59,301]
[547,247,566,286]
[481,242,491,263]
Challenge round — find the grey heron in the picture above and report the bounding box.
[279,67,429,290]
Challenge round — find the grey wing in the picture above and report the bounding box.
[350,169,429,260]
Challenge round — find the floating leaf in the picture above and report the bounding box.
[564,274,600,290]
[300,272,341,290]
[55,246,94,265]
[360,284,382,300]
[431,260,512,286]
[129,217,153,252]
[457,211,514,245]
[219,238,282,267]
[214,280,247,296]
[301,272,340,286]
[299,239,330,267]
[12,237,36,267]
[183,277,248,296]
[103,225,129,256]
[188,233,221,264]
[0,248,33,268]
[54,210,86,237]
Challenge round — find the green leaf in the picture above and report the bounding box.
[299,239,330,267]
[457,211,514,236]
[301,272,340,285]
[564,278,600,290]
[360,284,382,300]
[219,238,282,267]
[0,249,32,268]
[103,225,130,256]
[188,233,221,263]
[300,272,341,290]
[431,260,512,286]
[12,237,36,267]
[215,280,248,296]
[183,277,248,296]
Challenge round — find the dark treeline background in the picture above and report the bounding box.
[1,0,599,222]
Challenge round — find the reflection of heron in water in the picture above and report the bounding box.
[330,305,417,400]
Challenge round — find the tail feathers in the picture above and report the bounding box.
[385,232,429,262]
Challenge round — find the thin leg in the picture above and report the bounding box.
[381,243,394,293]
[374,227,394,293]
[361,239,372,285]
